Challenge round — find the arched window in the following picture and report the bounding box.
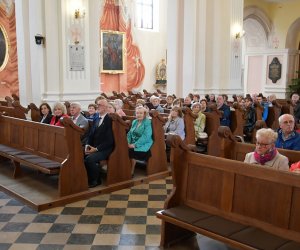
[135,0,158,30]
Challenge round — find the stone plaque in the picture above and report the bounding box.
[69,45,85,71]
[268,57,281,83]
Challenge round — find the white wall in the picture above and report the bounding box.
[15,0,168,109]
[132,0,168,92]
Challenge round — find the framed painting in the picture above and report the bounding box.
[101,30,126,74]
[0,23,9,72]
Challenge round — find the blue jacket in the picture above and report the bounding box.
[275,129,300,151]
[261,102,269,121]
[218,104,231,127]
[127,118,153,152]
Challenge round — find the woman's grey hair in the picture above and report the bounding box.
[191,102,201,109]
[114,99,124,109]
[135,105,148,117]
[256,128,278,144]
[53,102,67,115]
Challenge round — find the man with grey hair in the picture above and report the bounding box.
[275,114,300,151]
[70,102,89,130]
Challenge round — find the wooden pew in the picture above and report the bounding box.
[266,101,282,130]
[254,102,263,120]
[105,113,132,185]
[203,112,222,156]
[147,110,168,175]
[0,105,27,119]
[104,111,169,184]
[218,126,300,164]
[123,108,135,117]
[0,96,13,106]
[156,134,300,249]
[28,103,41,122]
[230,104,245,137]
[182,107,197,145]
[0,114,88,196]
[123,99,136,110]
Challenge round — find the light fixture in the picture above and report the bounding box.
[35,34,45,45]
[235,30,245,39]
[74,9,85,19]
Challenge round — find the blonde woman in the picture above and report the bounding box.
[244,128,289,171]
[50,102,69,127]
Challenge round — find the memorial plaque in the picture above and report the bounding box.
[69,45,85,71]
[268,57,281,83]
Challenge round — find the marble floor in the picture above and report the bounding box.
[0,176,233,250]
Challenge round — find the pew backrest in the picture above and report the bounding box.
[218,126,300,164]
[164,134,300,245]
[0,114,88,196]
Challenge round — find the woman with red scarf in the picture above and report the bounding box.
[244,128,289,171]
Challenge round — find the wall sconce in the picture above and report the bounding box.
[235,30,245,39]
[74,9,85,19]
[35,34,45,45]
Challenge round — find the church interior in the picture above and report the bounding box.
[0,0,300,249]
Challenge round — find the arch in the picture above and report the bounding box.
[243,6,273,50]
[243,6,272,37]
[243,18,268,49]
[285,17,300,49]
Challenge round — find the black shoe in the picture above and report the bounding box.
[88,179,102,188]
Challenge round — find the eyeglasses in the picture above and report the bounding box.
[256,142,271,148]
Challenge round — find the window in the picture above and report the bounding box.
[135,0,154,30]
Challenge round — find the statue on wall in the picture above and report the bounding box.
[156,59,167,84]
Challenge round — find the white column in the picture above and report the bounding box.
[194,0,206,92]
[44,0,61,98]
[15,0,32,105]
[28,0,46,105]
[166,0,183,97]
[167,0,244,97]
[181,0,197,97]
[229,0,244,94]
[43,0,100,107]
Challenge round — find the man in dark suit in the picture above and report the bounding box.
[84,99,114,188]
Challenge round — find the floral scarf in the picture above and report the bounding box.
[254,148,277,165]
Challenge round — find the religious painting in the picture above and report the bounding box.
[0,23,9,72]
[101,30,126,74]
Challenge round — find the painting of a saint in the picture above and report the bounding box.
[101,30,125,73]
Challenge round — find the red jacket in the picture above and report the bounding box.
[50,114,69,127]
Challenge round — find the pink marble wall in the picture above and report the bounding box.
[0,1,19,98]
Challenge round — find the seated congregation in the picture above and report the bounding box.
[0,90,300,196]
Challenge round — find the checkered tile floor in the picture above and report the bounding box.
[0,177,233,250]
[0,177,173,250]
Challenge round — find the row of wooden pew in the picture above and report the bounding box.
[157,128,300,249]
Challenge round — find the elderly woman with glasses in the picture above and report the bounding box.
[244,128,289,171]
